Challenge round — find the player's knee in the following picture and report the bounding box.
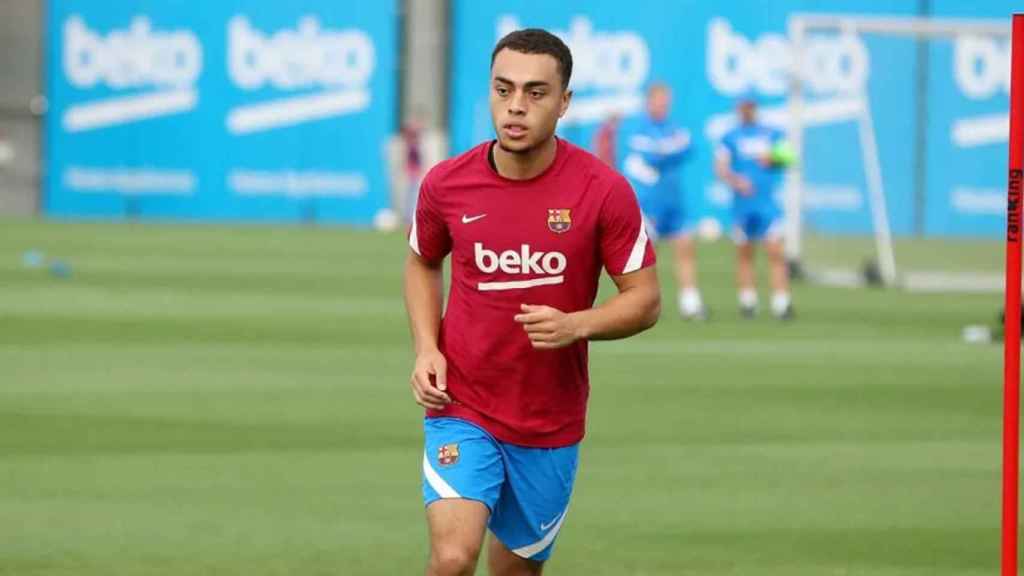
[429,544,480,576]
[675,235,695,256]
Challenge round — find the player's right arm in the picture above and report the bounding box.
[403,176,453,411]
[714,139,752,195]
[404,251,450,410]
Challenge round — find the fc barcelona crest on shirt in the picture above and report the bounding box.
[547,209,571,234]
[437,443,460,467]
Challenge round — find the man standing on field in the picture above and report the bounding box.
[622,83,706,320]
[715,95,795,320]
[403,28,661,576]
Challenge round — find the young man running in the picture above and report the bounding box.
[404,28,661,576]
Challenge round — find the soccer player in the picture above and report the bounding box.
[714,95,794,319]
[404,29,661,576]
[622,83,706,320]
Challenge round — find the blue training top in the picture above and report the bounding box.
[717,122,785,218]
[621,116,692,214]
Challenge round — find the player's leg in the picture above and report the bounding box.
[423,418,505,576]
[675,233,697,292]
[733,215,758,317]
[763,228,793,320]
[736,242,758,317]
[487,443,579,575]
[427,500,490,576]
[674,234,707,320]
[662,204,706,320]
[487,534,544,576]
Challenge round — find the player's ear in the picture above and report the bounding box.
[558,89,572,118]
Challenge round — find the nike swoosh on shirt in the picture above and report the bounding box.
[461,214,487,224]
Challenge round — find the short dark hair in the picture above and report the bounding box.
[491,28,573,91]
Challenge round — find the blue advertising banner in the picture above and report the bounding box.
[46,1,397,224]
[923,0,1012,237]
[450,0,1010,238]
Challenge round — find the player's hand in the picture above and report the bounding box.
[410,349,451,410]
[733,175,753,196]
[757,153,773,168]
[514,304,582,350]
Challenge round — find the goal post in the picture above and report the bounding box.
[786,14,1011,289]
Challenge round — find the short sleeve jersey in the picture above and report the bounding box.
[717,123,785,217]
[410,138,655,447]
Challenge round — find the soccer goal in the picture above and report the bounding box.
[785,13,1011,291]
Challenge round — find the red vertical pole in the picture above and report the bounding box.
[1004,13,1024,576]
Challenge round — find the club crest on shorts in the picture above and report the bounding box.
[547,209,571,233]
[437,443,460,467]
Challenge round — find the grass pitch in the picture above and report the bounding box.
[0,219,1004,575]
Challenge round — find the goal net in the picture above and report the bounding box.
[785,14,1010,292]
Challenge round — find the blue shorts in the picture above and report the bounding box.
[422,417,579,562]
[732,212,783,244]
[642,202,692,240]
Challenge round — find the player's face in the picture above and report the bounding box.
[739,101,757,124]
[647,87,671,121]
[490,49,571,154]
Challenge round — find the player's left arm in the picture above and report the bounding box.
[715,138,752,195]
[514,177,661,349]
[515,268,660,349]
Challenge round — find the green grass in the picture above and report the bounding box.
[0,219,1006,575]
[802,233,1003,273]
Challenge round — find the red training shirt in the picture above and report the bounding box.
[410,138,655,447]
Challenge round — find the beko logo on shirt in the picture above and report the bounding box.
[737,137,771,159]
[474,243,567,291]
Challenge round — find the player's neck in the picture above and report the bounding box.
[492,137,558,181]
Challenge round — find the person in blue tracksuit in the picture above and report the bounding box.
[715,96,794,320]
[622,83,706,320]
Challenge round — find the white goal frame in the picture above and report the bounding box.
[786,14,1010,288]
